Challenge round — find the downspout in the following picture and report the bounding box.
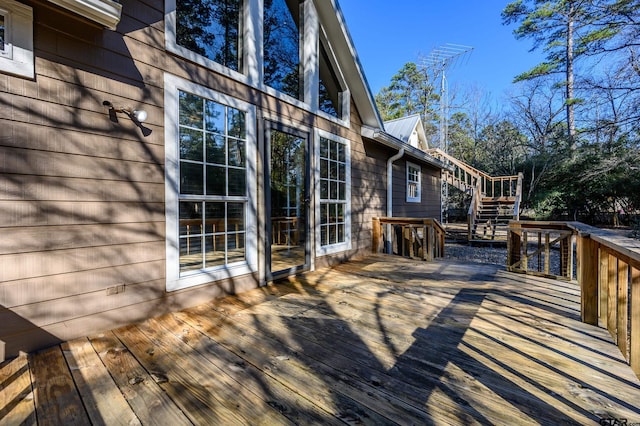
[385,148,405,253]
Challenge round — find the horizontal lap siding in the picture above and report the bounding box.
[0,0,386,360]
[0,0,177,360]
[392,160,441,219]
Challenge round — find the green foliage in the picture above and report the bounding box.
[374,62,439,133]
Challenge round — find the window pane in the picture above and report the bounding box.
[318,43,342,118]
[180,128,204,161]
[180,236,203,271]
[228,138,245,167]
[320,159,329,180]
[330,181,337,199]
[320,138,329,158]
[0,15,4,51]
[227,107,246,139]
[204,235,226,268]
[176,0,242,72]
[320,180,328,200]
[206,165,226,196]
[206,134,226,165]
[338,224,345,243]
[227,232,245,263]
[228,202,245,231]
[320,225,327,246]
[180,162,204,194]
[179,201,202,236]
[205,100,225,134]
[179,91,203,128]
[205,202,225,233]
[228,168,246,196]
[320,204,328,224]
[264,0,300,99]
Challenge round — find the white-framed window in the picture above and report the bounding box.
[406,162,421,203]
[164,0,351,127]
[0,0,33,79]
[315,129,351,256]
[165,73,258,292]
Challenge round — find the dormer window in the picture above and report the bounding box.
[176,0,243,72]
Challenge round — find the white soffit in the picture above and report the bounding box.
[48,0,122,30]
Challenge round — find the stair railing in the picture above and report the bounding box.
[428,149,524,240]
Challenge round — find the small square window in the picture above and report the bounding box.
[0,0,33,79]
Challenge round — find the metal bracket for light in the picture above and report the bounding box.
[103,100,148,123]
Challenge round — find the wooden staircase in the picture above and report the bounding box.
[428,149,523,242]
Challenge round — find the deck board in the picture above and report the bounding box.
[2,255,640,425]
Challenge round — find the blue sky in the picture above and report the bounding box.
[338,0,546,103]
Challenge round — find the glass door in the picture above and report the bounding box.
[267,127,309,278]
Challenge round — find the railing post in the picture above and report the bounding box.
[617,260,629,359]
[578,234,598,325]
[372,217,381,254]
[631,267,640,376]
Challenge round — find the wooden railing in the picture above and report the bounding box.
[372,217,445,261]
[508,220,640,376]
[429,149,523,241]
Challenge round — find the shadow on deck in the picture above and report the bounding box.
[2,255,640,425]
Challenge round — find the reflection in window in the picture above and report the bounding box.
[319,42,343,118]
[319,136,347,246]
[263,0,300,99]
[176,0,242,72]
[0,15,5,51]
[177,90,247,272]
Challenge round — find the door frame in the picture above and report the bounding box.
[264,121,312,281]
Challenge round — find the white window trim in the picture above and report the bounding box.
[164,73,258,292]
[315,128,351,256]
[47,0,122,30]
[164,0,351,128]
[0,0,33,79]
[406,161,421,203]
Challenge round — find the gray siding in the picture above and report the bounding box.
[392,159,442,219]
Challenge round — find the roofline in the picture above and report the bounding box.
[316,0,384,129]
[361,126,450,171]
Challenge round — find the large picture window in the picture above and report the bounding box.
[175,0,242,72]
[316,130,351,255]
[407,162,421,203]
[165,75,257,291]
[263,0,301,99]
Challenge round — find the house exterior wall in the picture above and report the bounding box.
[0,0,394,360]
[392,159,442,219]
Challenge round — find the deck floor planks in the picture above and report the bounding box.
[175,304,408,425]
[28,346,91,425]
[61,338,141,426]
[87,331,193,426]
[139,316,294,426]
[156,311,346,426]
[0,354,36,425]
[4,255,640,425]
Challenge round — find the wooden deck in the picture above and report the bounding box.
[3,255,640,425]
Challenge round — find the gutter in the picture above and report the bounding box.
[385,148,404,253]
[361,126,451,171]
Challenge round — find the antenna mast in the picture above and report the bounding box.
[423,44,473,152]
[422,44,473,223]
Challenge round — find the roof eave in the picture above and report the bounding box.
[361,126,450,171]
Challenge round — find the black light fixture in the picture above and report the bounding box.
[103,100,148,123]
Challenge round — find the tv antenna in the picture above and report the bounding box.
[422,44,474,152]
[422,43,473,224]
